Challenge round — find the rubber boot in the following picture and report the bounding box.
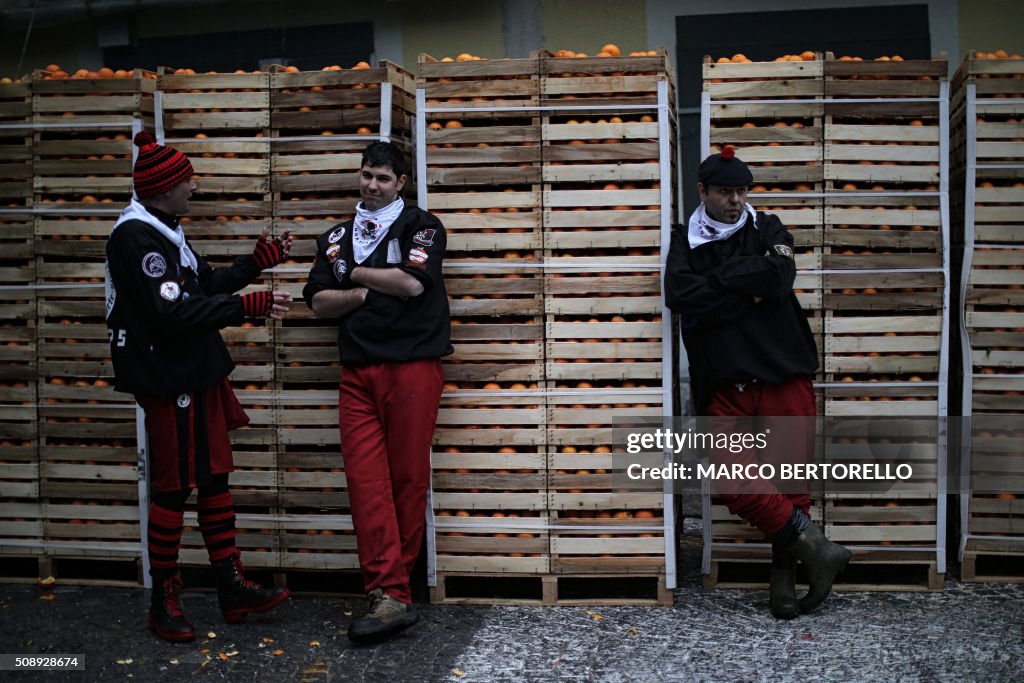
[769,544,799,619]
[212,553,290,624]
[148,575,195,642]
[786,523,852,613]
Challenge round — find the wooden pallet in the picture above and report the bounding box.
[430,571,671,605]
[704,553,943,591]
[1,554,143,587]
[961,536,1024,584]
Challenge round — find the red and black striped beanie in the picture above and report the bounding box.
[132,130,194,199]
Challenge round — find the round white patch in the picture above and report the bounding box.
[333,260,348,281]
[176,393,191,409]
[328,226,346,243]
[142,252,167,278]
[159,281,181,301]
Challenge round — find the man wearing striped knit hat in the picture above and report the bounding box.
[104,131,292,642]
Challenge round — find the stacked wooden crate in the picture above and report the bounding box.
[267,62,415,574]
[30,71,155,576]
[418,54,552,587]
[0,77,38,566]
[701,54,949,590]
[419,50,676,604]
[155,69,278,567]
[951,53,1024,582]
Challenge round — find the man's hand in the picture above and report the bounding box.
[242,290,292,319]
[252,228,293,270]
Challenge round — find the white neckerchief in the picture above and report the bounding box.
[111,198,198,270]
[105,199,198,318]
[353,197,404,264]
[687,202,758,248]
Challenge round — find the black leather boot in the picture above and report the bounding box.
[212,553,290,624]
[769,544,799,619]
[148,575,195,642]
[787,523,852,613]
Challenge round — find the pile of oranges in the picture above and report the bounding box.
[38,63,154,79]
[974,50,1022,59]
[552,44,658,58]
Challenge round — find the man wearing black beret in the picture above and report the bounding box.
[664,146,850,618]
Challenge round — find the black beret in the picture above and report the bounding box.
[698,145,753,187]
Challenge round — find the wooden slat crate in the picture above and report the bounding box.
[418,54,540,117]
[225,390,278,508]
[445,268,545,388]
[433,511,550,575]
[703,56,824,119]
[823,194,943,269]
[824,312,942,379]
[824,383,940,417]
[42,500,138,558]
[278,513,357,571]
[431,389,549,574]
[540,49,675,109]
[31,72,153,207]
[0,80,32,206]
[710,119,823,187]
[37,401,137,501]
[156,70,268,132]
[275,390,344,509]
[0,402,40,558]
[269,62,414,135]
[545,310,663,384]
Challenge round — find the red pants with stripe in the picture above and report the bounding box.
[339,359,444,604]
[136,377,249,492]
[707,375,815,539]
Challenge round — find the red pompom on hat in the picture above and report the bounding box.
[132,130,194,199]
[698,144,752,187]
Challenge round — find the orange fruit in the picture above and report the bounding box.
[599,44,621,57]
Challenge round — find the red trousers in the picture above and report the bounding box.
[136,377,248,492]
[339,359,444,604]
[707,375,815,539]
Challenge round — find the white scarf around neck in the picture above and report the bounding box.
[353,197,405,264]
[112,198,199,271]
[687,202,758,249]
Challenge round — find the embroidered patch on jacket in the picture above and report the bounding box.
[773,244,794,258]
[387,239,402,264]
[412,228,436,247]
[408,247,428,264]
[333,260,348,281]
[326,244,341,262]
[159,281,181,301]
[328,226,346,243]
[142,252,167,278]
[176,393,191,409]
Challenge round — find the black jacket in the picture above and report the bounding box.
[664,211,818,412]
[105,208,260,397]
[303,205,452,364]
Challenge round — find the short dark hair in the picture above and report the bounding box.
[361,141,407,178]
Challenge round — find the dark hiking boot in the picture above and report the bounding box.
[770,544,799,619]
[149,575,195,643]
[212,553,290,624]
[786,523,852,613]
[347,589,419,643]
